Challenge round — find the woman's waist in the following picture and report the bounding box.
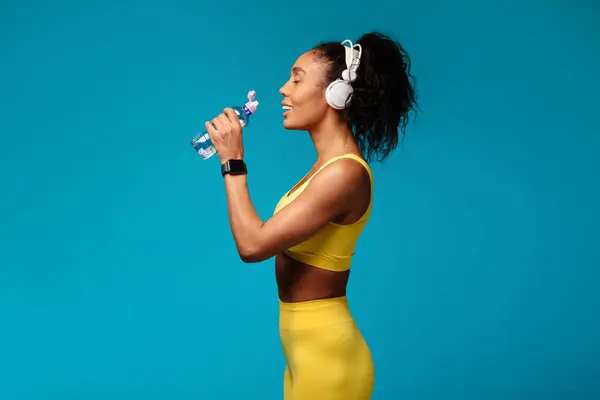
[278,295,355,330]
[275,253,350,301]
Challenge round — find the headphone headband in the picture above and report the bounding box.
[324,39,362,110]
[341,39,362,82]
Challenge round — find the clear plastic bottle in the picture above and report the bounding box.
[191,90,259,160]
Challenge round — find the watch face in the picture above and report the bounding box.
[222,159,246,175]
[229,160,245,171]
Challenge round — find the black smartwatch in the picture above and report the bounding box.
[221,159,247,177]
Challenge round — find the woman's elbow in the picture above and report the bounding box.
[238,246,271,263]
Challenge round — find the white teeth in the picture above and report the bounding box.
[282,106,293,110]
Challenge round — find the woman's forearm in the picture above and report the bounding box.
[223,174,265,261]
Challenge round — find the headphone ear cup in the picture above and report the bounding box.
[326,79,354,110]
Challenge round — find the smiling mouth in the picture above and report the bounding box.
[282,105,293,112]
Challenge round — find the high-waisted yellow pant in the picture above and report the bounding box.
[279,296,374,399]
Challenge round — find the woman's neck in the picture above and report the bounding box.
[308,114,359,164]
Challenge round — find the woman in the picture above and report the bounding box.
[205,31,417,399]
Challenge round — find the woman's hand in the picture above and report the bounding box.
[205,108,244,164]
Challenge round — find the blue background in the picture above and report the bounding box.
[1,0,599,398]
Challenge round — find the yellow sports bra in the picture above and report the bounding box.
[273,154,374,272]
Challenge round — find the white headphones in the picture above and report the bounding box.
[325,39,363,110]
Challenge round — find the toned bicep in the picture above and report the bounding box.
[250,160,364,259]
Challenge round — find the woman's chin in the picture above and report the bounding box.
[283,118,297,130]
[283,114,310,131]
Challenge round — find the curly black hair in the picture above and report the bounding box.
[312,32,418,162]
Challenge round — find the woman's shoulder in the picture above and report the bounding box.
[307,154,372,198]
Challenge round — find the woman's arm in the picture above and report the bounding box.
[223,159,364,262]
[204,107,364,263]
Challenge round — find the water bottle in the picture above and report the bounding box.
[191,90,259,160]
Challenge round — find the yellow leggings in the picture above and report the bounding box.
[279,296,375,399]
